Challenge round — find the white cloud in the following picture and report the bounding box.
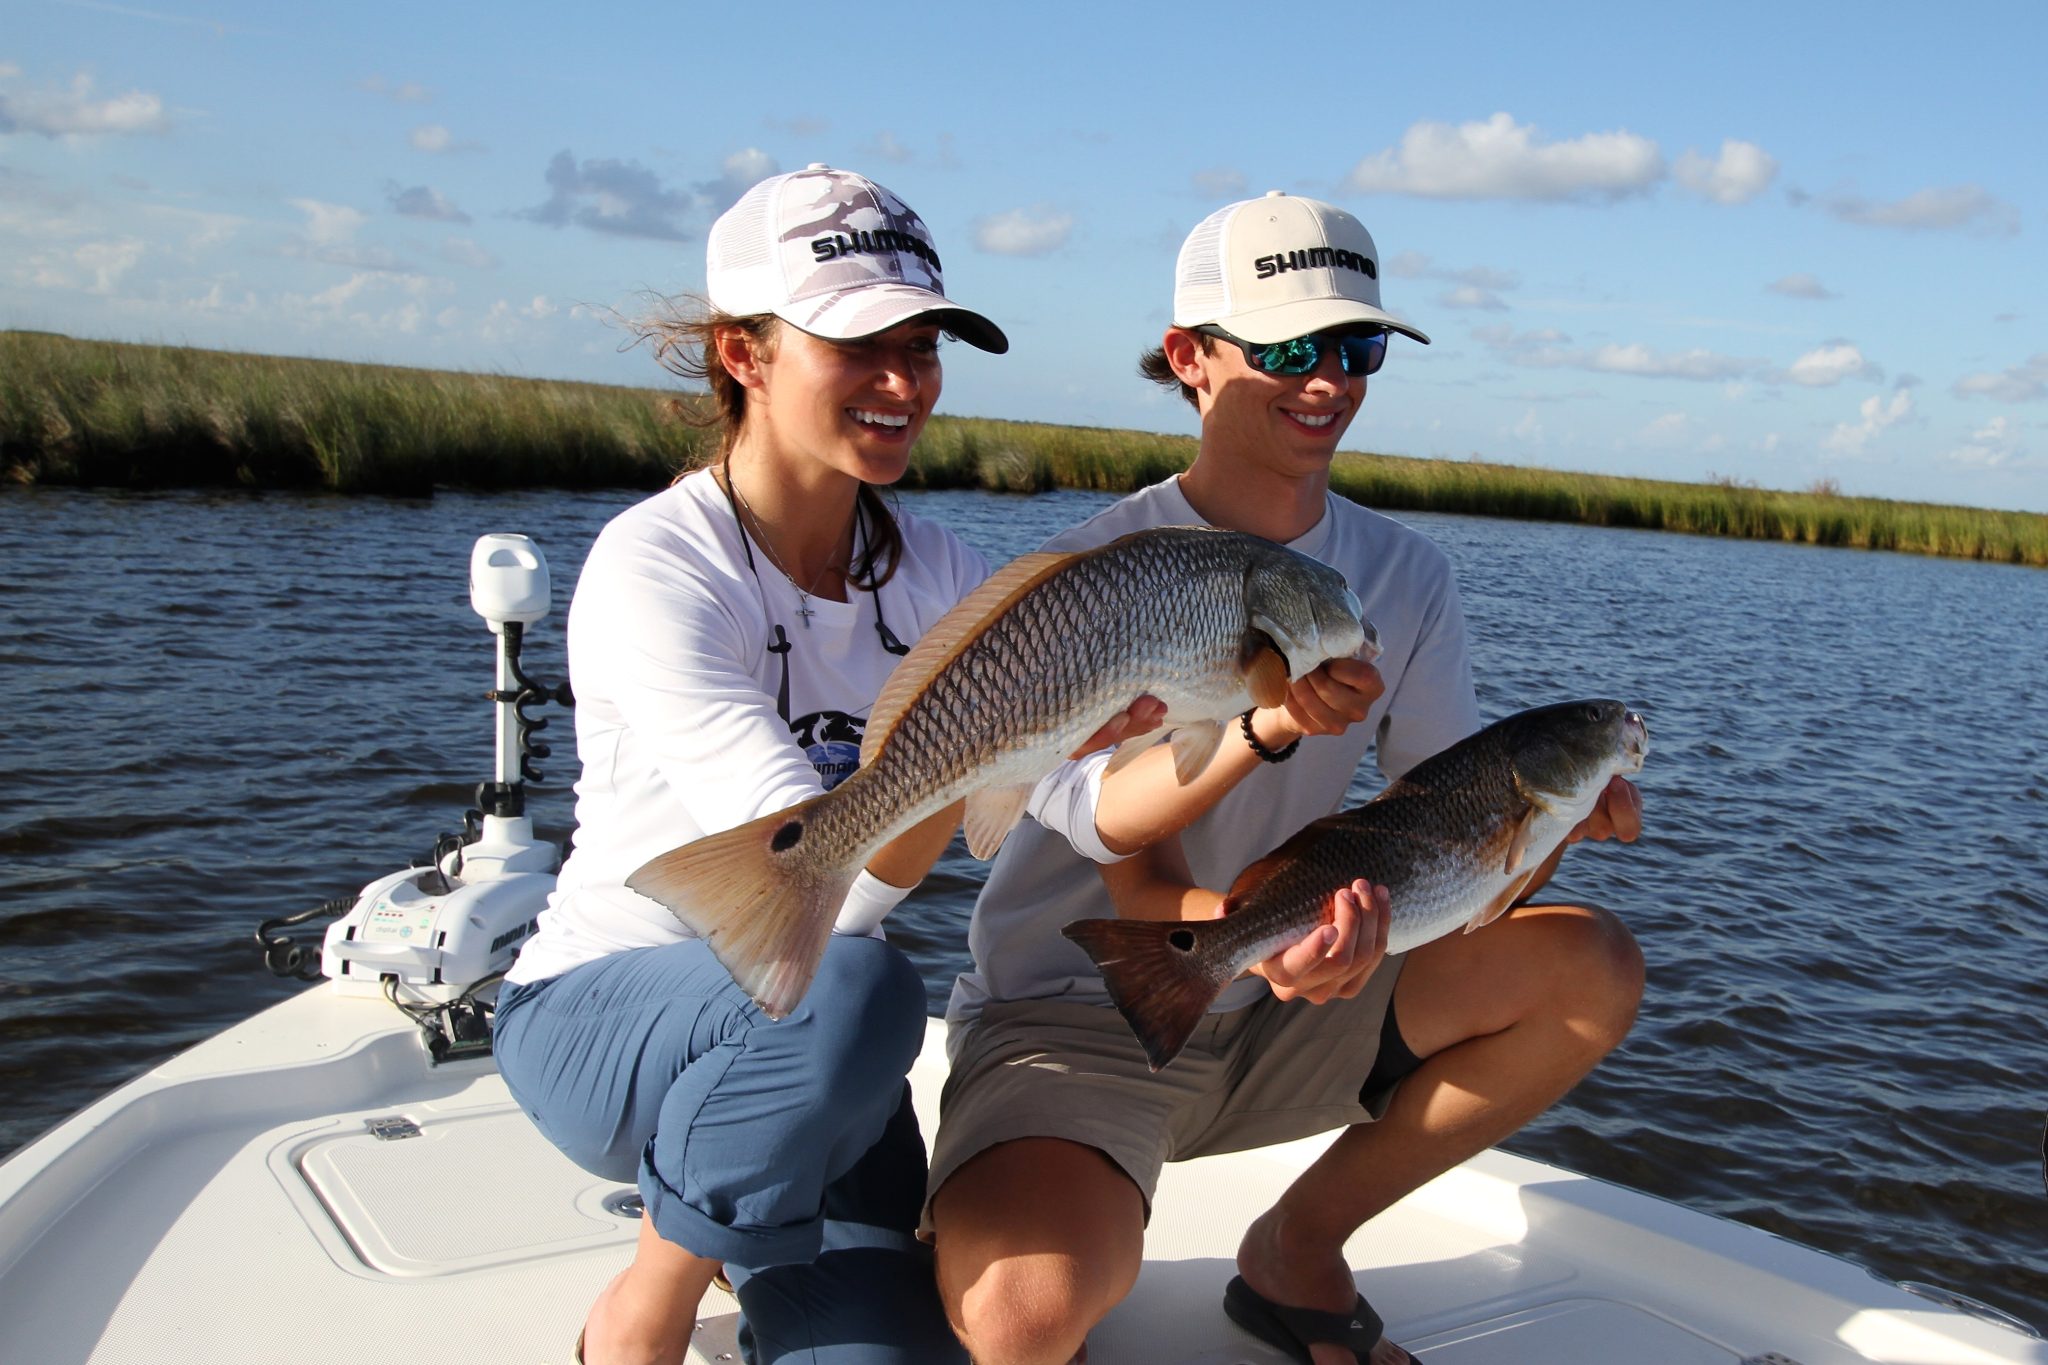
[410,123,482,154]
[520,149,696,240]
[1938,416,2033,470]
[1474,324,1759,382]
[974,207,1073,257]
[387,183,469,223]
[1953,353,2048,403]
[291,197,366,245]
[697,148,777,215]
[866,131,913,164]
[1346,112,1663,202]
[1440,285,1507,311]
[1590,344,1751,380]
[75,237,144,292]
[1782,342,1876,387]
[1511,409,1544,443]
[0,71,169,137]
[438,236,497,269]
[358,75,431,104]
[1814,183,2020,235]
[1823,388,1914,456]
[1385,250,1430,279]
[1768,273,1836,300]
[1193,167,1247,198]
[1673,139,1778,205]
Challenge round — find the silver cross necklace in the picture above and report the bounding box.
[725,472,849,629]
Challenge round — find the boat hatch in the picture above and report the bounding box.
[288,1103,639,1278]
[1405,1298,1755,1362]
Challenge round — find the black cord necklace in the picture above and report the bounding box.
[716,469,909,723]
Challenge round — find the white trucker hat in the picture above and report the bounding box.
[706,164,1008,353]
[1173,191,1429,347]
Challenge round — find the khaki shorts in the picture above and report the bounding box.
[922,958,1406,1233]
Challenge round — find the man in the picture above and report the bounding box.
[924,192,1645,1365]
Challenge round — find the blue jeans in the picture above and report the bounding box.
[494,934,965,1364]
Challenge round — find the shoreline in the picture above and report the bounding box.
[7,330,2045,567]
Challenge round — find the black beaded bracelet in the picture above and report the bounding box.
[1239,708,1301,763]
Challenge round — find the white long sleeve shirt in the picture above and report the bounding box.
[506,471,988,985]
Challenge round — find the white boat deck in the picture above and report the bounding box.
[1,985,2039,1365]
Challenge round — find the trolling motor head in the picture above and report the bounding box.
[470,533,551,634]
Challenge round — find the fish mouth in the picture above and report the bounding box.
[1622,709,1650,768]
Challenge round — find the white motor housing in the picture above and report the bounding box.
[322,858,554,1001]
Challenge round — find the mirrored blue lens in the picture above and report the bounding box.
[1247,331,1389,376]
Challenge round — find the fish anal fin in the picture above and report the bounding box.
[1168,719,1226,785]
[1061,916,1232,1071]
[626,795,852,1018]
[861,550,1075,768]
[1463,867,1539,935]
[1239,636,1291,709]
[964,783,1035,859]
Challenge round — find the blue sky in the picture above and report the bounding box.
[5,1,2045,511]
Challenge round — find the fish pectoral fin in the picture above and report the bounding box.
[1239,632,1293,709]
[1513,771,1575,818]
[963,783,1037,860]
[1464,868,1539,934]
[1503,804,1537,876]
[1167,719,1227,785]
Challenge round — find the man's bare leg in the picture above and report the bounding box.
[1235,902,1644,1365]
[932,1137,1147,1365]
[580,1214,724,1365]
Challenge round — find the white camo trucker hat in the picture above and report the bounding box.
[707,164,1008,353]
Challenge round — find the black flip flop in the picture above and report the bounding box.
[1223,1274,1421,1364]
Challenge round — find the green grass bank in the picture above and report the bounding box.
[6,330,2045,567]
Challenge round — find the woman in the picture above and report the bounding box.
[492,166,1141,1365]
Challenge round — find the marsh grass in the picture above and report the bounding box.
[6,331,2045,566]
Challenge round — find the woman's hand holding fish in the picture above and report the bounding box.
[1566,775,1642,845]
[1242,878,1392,1006]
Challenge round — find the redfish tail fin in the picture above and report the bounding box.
[1060,917,1234,1071]
[627,794,855,1020]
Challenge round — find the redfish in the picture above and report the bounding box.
[1063,699,1648,1069]
[630,526,1375,1018]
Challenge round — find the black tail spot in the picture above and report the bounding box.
[1168,928,1196,952]
[771,821,804,853]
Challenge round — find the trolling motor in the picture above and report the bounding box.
[257,534,573,1061]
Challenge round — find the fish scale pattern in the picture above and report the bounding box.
[824,529,1358,862]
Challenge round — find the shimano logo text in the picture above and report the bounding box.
[811,228,942,272]
[1253,247,1376,280]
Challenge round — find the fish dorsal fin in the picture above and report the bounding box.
[861,550,1075,767]
[1239,635,1291,709]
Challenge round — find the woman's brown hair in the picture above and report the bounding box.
[636,300,905,590]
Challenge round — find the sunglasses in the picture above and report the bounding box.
[1192,324,1390,377]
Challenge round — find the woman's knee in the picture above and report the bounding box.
[792,937,928,1079]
